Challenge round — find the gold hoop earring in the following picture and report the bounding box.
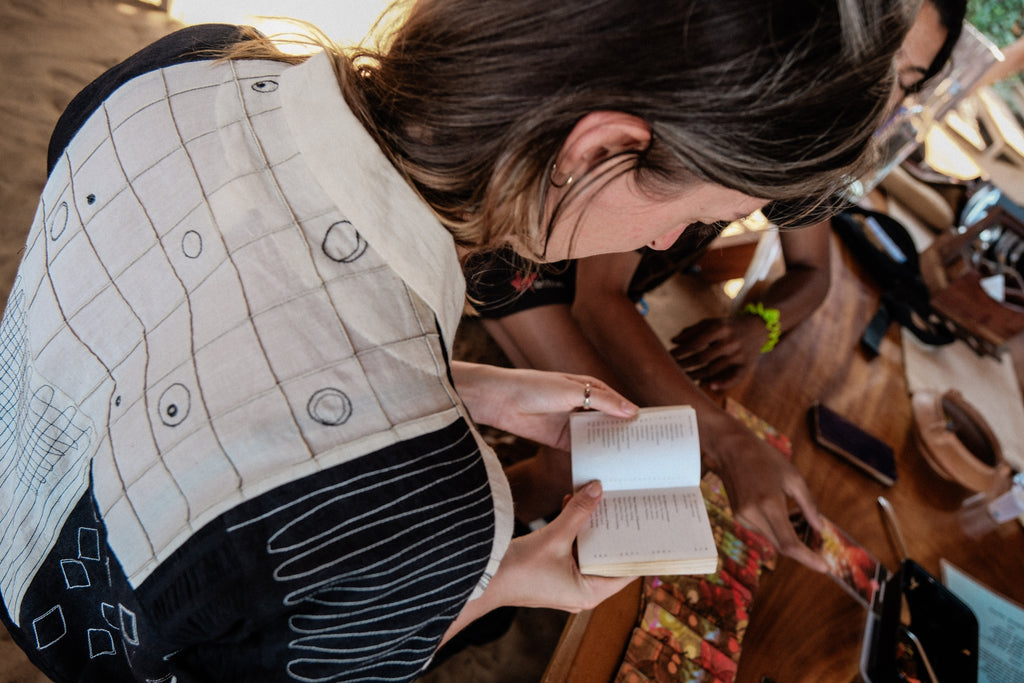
[550,163,574,189]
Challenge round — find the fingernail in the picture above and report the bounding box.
[621,401,638,415]
[583,480,602,497]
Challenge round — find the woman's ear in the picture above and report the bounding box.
[553,111,652,180]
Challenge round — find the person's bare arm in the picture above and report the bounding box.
[671,223,831,390]
[572,249,827,571]
[980,34,1024,88]
[471,244,827,569]
[481,304,618,378]
[765,222,832,329]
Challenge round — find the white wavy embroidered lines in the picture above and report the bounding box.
[228,431,495,682]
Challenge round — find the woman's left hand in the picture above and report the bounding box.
[451,361,637,450]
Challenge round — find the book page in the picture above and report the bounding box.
[570,406,700,491]
[576,487,716,570]
[941,560,1024,683]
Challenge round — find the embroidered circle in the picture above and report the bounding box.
[158,383,191,427]
[307,388,352,426]
[181,230,203,259]
[251,80,279,93]
[322,221,368,263]
[49,202,69,241]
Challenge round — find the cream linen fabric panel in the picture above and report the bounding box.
[0,54,512,621]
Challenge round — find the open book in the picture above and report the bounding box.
[570,405,719,577]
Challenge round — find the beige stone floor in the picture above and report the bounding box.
[1,4,177,680]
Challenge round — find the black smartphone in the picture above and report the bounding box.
[809,402,897,486]
[860,559,978,683]
[900,559,978,682]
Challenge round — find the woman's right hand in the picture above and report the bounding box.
[441,481,634,646]
[497,481,637,612]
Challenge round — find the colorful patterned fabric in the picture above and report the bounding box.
[615,405,789,682]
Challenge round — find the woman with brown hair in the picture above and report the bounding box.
[463,0,966,561]
[1,0,910,680]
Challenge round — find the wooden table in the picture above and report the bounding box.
[543,229,1024,683]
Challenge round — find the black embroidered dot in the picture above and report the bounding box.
[114,396,121,407]
[158,383,190,427]
[86,194,96,205]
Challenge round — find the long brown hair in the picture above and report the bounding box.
[224,0,913,258]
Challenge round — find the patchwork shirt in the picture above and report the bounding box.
[0,26,512,682]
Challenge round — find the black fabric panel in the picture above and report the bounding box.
[47,24,258,176]
[2,419,494,683]
[0,486,182,683]
[137,417,494,683]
